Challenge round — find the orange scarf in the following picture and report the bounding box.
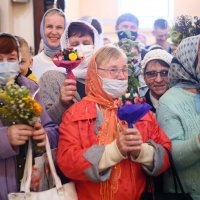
[84,55,123,200]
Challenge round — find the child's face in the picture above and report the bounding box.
[20,47,33,76]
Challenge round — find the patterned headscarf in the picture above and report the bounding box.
[169,34,200,112]
[40,8,67,58]
[169,34,200,88]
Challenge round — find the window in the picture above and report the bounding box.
[118,0,173,29]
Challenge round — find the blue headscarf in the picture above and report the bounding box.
[169,34,200,112]
[40,8,67,58]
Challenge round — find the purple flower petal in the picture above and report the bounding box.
[117,103,152,127]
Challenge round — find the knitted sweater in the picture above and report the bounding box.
[39,70,85,124]
[157,87,200,200]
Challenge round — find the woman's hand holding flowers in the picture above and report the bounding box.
[116,127,143,157]
[7,124,34,146]
[33,122,46,147]
[7,122,46,148]
[0,81,45,153]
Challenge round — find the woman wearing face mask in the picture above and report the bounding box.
[57,45,171,200]
[0,33,58,200]
[32,8,67,80]
[79,15,104,46]
[38,19,102,124]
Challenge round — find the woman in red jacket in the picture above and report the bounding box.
[57,45,171,200]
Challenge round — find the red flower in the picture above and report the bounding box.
[134,96,146,104]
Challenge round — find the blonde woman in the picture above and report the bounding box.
[57,45,171,200]
[32,8,67,80]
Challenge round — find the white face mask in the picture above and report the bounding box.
[73,44,94,80]
[101,77,128,99]
[74,44,94,59]
[0,62,20,85]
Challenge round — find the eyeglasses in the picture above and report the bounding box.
[97,67,132,76]
[145,70,169,79]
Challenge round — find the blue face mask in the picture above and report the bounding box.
[117,30,138,41]
[0,62,20,85]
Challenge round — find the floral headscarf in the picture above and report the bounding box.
[169,34,200,87]
[169,34,200,112]
[40,8,67,58]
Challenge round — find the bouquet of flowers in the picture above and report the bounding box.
[0,82,42,126]
[116,31,141,93]
[117,92,151,128]
[0,80,49,191]
[120,92,146,105]
[52,47,84,79]
[0,80,43,154]
[170,15,200,46]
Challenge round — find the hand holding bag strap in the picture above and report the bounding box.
[20,136,63,193]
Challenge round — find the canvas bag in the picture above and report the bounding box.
[30,148,57,192]
[8,137,78,200]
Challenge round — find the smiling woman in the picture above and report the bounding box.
[32,8,68,80]
[44,12,65,48]
[141,49,173,112]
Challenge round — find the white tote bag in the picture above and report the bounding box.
[8,137,78,200]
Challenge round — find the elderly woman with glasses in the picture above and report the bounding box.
[157,35,200,200]
[57,45,171,200]
[141,49,173,113]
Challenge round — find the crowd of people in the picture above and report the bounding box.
[0,7,200,200]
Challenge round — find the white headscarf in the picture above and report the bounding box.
[40,8,67,58]
[79,16,104,46]
[60,19,102,51]
[60,20,102,80]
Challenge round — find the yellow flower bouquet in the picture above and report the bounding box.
[0,82,42,126]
